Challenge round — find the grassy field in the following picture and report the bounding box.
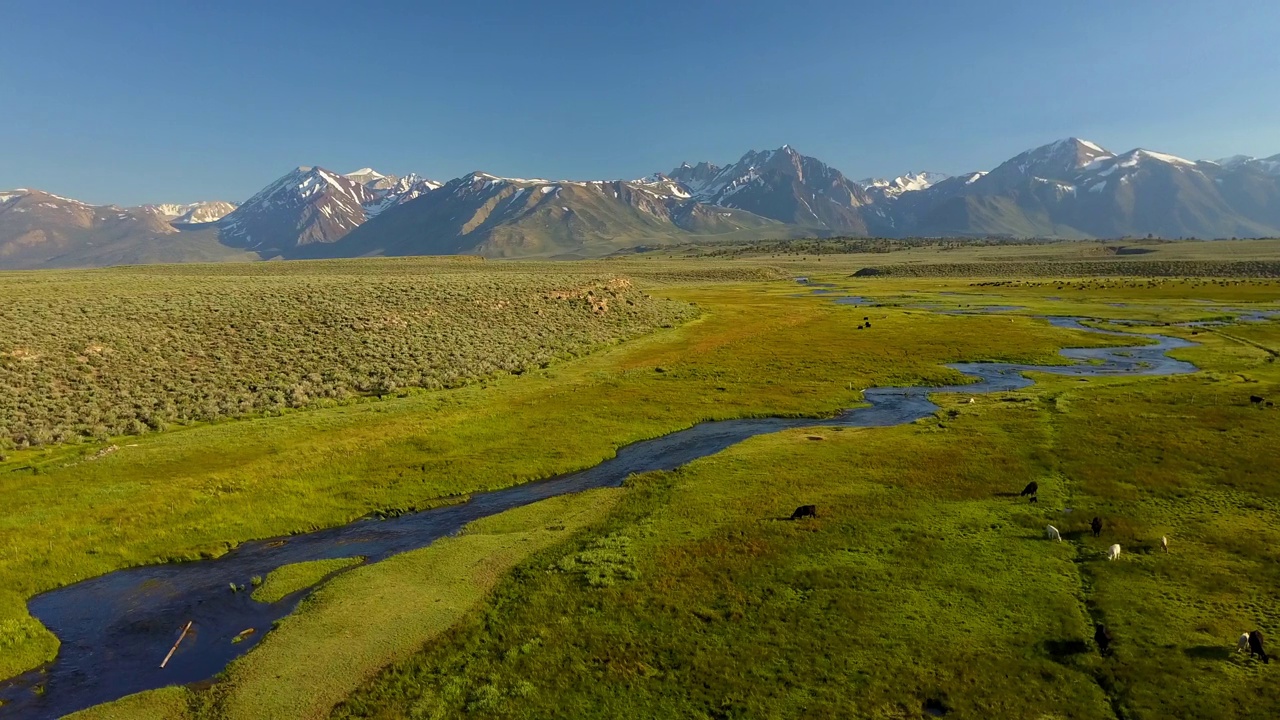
[5,255,1280,719]
[0,265,1129,681]
[251,558,365,604]
[330,284,1280,720]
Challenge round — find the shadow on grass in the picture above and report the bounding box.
[1184,645,1233,661]
[1044,639,1091,666]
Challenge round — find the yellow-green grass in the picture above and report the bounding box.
[0,280,1130,679]
[251,558,365,604]
[64,686,193,720]
[334,321,1280,719]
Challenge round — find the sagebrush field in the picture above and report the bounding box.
[0,260,695,448]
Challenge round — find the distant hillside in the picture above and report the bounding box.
[0,190,254,269]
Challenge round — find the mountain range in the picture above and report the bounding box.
[3,139,1278,268]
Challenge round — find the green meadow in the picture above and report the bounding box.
[6,251,1280,718]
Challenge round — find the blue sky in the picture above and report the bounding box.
[2,0,1278,205]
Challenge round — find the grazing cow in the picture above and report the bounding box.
[1020,481,1039,497]
[1107,544,1122,561]
[1091,517,1103,537]
[1250,631,1270,663]
[1250,395,1265,404]
[1161,535,1169,553]
[1095,624,1113,655]
[790,504,817,520]
[1046,525,1062,542]
[1238,633,1252,653]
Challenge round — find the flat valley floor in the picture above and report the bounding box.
[1,249,1278,719]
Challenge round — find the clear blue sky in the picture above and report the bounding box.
[2,0,1278,205]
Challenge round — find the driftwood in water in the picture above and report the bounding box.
[160,620,193,669]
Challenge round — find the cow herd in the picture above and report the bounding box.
[1018,481,1268,663]
[786,478,1268,665]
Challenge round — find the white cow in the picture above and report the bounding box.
[1107,544,1122,561]
[1238,633,1252,653]
[1046,525,1062,542]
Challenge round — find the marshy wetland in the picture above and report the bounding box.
[2,247,1279,719]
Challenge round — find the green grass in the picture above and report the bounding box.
[318,281,1280,719]
[63,686,194,720]
[332,319,1280,719]
[0,277,1129,680]
[11,261,1280,719]
[0,590,58,683]
[251,558,365,604]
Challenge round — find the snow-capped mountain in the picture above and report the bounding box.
[971,137,1114,194]
[141,201,238,225]
[345,168,444,195]
[665,145,873,234]
[0,189,251,269]
[1213,154,1280,177]
[217,166,441,252]
[345,168,395,190]
[858,172,950,198]
[362,174,443,217]
[903,139,1280,238]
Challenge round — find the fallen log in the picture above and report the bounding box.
[160,620,193,669]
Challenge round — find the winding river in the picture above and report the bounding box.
[0,314,1198,719]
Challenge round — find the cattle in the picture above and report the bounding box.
[1161,535,1169,553]
[1251,395,1265,404]
[968,397,976,404]
[1095,624,1113,655]
[1091,517,1103,537]
[1250,630,1270,663]
[1020,481,1039,497]
[1238,633,1252,653]
[790,505,817,520]
[1107,544,1122,561]
[1046,525,1062,542]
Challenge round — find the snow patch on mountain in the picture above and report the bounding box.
[859,171,949,196]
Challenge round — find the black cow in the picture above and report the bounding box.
[790,505,817,520]
[1091,517,1103,538]
[1250,630,1270,663]
[1095,624,1113,655]
[1251,395,1265,405]
[1020,481,1039,497]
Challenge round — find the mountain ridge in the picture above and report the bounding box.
[3,138,1279,268]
